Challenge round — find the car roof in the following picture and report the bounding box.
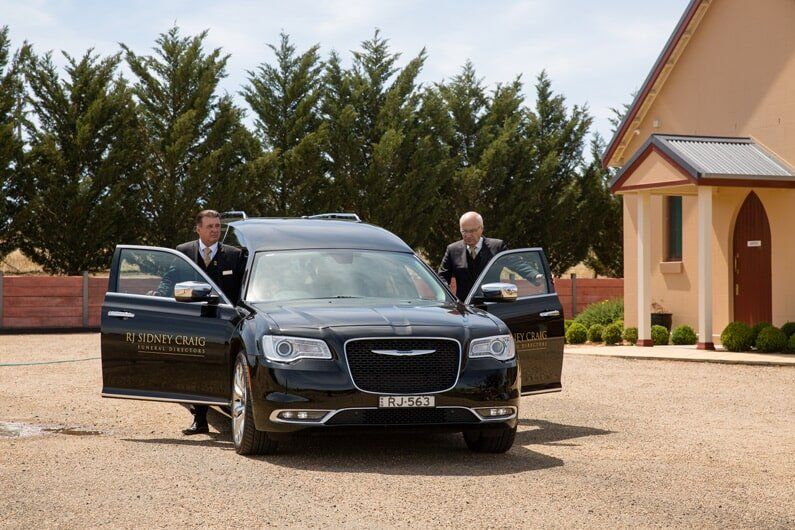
[227,218,414,253]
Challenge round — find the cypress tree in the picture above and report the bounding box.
[123,27,257,247]
[0,27,28,258]
[242,33,326,217]
[16,49,144,274]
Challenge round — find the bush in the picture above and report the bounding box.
[780,322,795,338]
[623,327,638,344]
[788,333,795,352]
[750,322,771,346]
[755,326,787,353]
[574,298,624,329]
[566,323,588,344]
[720,322,753,352]
[564,320,574,333]
[602,323,623,345]
[671,325,697,345]
[651,325,670,346]
[587,324,605,343]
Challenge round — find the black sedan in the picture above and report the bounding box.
[100,215,564,454]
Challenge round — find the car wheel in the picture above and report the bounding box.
[462,425,517,453]
[232,353,278,455]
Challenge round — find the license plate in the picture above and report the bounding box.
[378,395,435,408]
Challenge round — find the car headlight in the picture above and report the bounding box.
[262,335,332,363]
[468,334,515,361]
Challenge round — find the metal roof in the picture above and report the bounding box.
[228,218,413,253]
[611,134,795,190]
[656,135,795,178]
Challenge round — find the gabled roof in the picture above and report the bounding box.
[602,0,711,168]
[610,135,795,191]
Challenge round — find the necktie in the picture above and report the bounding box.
[203,247,212,267]
[468,246,477,260]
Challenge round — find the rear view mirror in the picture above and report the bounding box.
[174,281,219,303]
[480,282,518,303]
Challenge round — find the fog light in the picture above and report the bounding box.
[474,406,516,419]
[276,410,329,422]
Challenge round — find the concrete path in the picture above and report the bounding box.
[566,343,795,366]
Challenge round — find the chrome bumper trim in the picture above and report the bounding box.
[269,405,516,425]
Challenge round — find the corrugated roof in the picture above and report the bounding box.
[657,135,794,178]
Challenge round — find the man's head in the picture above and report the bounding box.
[459,211,484,247]
[195,210,222,246]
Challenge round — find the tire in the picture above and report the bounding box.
[463,425,517,453]
[232,353,278,455]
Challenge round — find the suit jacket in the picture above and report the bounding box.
[157,240,245,304]
[437,237,509,299]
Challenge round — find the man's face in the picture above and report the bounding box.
[196,216,221,246]
[460,218,483,246]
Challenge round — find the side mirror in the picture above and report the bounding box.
[174,281,219,303]
[480,282,518,303]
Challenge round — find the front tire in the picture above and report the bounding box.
[232,353,278,455]
[463,425,517,453]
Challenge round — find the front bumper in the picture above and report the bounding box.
[248,356,520,433]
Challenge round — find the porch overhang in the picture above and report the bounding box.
[611,135,795,194]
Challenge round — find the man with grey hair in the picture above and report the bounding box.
[437,211,508,299]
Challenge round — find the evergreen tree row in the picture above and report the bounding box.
[0,25,622,277]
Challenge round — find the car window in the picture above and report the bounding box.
[474,250,549,298]
[247,250,450,303]
[117,248,203,297]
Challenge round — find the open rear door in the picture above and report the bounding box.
[466,248,564,395]
[101,245,239,405]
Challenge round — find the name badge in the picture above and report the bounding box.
[222,270,233,276]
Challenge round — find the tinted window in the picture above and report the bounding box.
[117,248,203,297]
[476,250,549,298]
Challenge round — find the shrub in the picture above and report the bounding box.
[780,322,795,338]
[671,325,697,345]
[755,326,787,353]
[651,325,670,346]
[602,323,623,345]
[566,323,588,344]
[564,320,574,333]
[587,324,605,343]
[788,333,795,352]
[574,298,624,329]
[623,327,638,345]
[614,320,624,330]
[750,322,771,346]
[720,322,753,352]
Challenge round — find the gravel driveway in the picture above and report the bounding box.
[1,333,793,528]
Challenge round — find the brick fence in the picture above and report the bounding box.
[0,273,623,331]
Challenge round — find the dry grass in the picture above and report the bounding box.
[0,249,44,274]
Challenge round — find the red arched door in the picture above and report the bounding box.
[732,192,772,325]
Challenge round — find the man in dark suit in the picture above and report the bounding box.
[169,209,245,435]
[438,211,508,300]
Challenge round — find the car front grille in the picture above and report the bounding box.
[325,407,478,426]
[345,338,460,394]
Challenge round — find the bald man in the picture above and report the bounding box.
[437,212,509,299]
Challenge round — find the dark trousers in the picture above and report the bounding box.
[191,404,208,422]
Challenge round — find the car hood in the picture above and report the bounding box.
[250,299,502,335]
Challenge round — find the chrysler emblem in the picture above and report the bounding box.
[371,349,436,356]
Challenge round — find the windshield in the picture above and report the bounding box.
[246,249,450,303]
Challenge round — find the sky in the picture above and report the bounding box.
[0,0,692,144]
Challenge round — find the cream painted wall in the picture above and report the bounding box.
[621,150,691,188]
[616,0,795,168]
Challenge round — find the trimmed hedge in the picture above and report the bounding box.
[574,298,624,329]
[564,320,574,334]
[721,322,753,352]
[566,323,588,344]
[651,325,670,346]
[750,322,771,346]
[671,325,697,345]
[780,322,795,338]
[602,323,623,345]
[788,333,795,352]
[623,327,638,345]
[755,326,787,353]
[587,324,605,343]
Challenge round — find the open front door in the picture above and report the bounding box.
[101,245,239,405]
[466,248,564,395]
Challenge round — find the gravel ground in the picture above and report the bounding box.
[1,333,793,529]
